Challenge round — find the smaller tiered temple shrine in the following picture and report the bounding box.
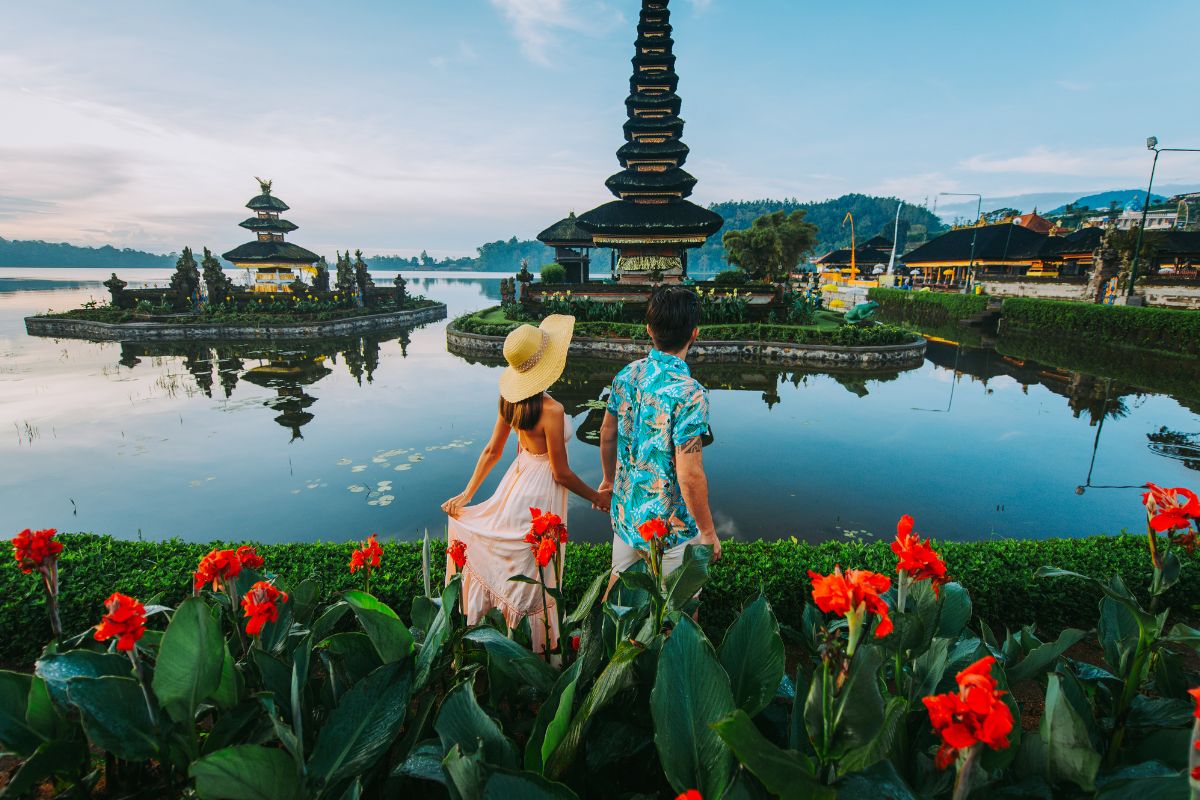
[576,0,722,283]
[222,178,321,293]
[536,212,597,284]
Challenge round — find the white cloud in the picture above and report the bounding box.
[488,0,622,66]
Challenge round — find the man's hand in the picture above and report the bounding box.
[593,487,613,513]
[700,530,722,562]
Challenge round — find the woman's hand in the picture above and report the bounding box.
[441,492,472,518]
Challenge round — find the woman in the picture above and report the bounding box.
[442,314,605,655]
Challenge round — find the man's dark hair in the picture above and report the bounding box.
[646,286,700,352]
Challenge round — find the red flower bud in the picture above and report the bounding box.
[447,540,467,569]
[349,534,383,574]
[241,581,288,637]
[94,592,146,652]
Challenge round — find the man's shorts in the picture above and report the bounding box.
[611,533,699,577]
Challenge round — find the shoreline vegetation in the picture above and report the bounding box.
[870,288,1200,360]
[452,306,921,348]
[2,532,1187,669]
[39,296,442,326]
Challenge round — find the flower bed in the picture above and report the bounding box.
[3,480,1200,799]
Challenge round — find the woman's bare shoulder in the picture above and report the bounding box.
[541,394,565,416]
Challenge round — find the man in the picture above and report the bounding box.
[598,286,721,588]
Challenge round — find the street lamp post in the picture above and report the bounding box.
[1127,137,1200,298]
[939,192,982,292]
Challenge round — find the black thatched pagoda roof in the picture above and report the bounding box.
[577,0,721,244]
[537,212,595,246]
[247,194,289,212]
[1143,230,1200,256]
[605,167,697,197]
[616,139,690,167]
[1039,227,1103,257]
[816,238,895,267]
[239,217,299,233]
[903,224,1047,265]
[578,200,722,238]
[222,241,320,265]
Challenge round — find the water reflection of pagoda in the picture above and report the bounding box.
[576,0,722,283]
[115,329,421,440]
[222,178,320,293]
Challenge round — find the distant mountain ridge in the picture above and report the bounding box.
[1044,189,1167,215]
[0,236,177,269]
[935,183,1200,222]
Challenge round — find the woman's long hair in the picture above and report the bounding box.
[499,392,543,431]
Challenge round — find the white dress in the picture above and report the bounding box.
[446,417,572,655]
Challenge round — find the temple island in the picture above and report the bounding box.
[25,177,446,341]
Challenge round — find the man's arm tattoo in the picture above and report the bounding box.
[676,436,703,455]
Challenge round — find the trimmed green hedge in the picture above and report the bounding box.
[997,330,1200,406]
[452,310,917,347]
[868,287,989,326]
[1001,297,1200,356]
[4,533,1192,667]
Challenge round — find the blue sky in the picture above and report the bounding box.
[4,0,1200,257]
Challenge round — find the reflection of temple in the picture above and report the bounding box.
[447,349,906,443]
[114,324,428,440]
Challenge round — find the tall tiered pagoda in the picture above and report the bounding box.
[222,178,321,293]
[576,0,722,283]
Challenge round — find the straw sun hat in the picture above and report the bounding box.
[498,314,575,403]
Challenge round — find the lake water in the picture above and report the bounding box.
[2,268,1199,545]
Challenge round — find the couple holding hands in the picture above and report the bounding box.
[441,287,721,653]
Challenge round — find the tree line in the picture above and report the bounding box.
[0,237,176,268]
[690,194,947,274]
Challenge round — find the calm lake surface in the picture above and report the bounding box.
[2,268,1199,545]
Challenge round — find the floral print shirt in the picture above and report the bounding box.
[607,349,710,550]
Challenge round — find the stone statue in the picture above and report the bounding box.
[103,273,129,308]
[393,273,408,307]
[843,300,880,325]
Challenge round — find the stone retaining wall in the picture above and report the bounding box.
[978,278,1091,302]
[447,324,926,368]
[1139,281,1200,310]
[25,304,447,341]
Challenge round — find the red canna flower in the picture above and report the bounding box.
[349,534,383,574]
[236,544,264,570]
[535,536,558,568]
[194,548,242,592]
[808,566,894,648]
[638,519,669,542]
[447,540,467,569]
[527,509,567,568]
[891,515,949,596]
[93,592,147,652]
[1143,483,1200,532]
[570,634,581,651]
[923,655,1013,770]
[529,507,563,536]
[12,528,62,573]
[241,581,289,636]
[676,792,702,800]
[1189,687,1200,719]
